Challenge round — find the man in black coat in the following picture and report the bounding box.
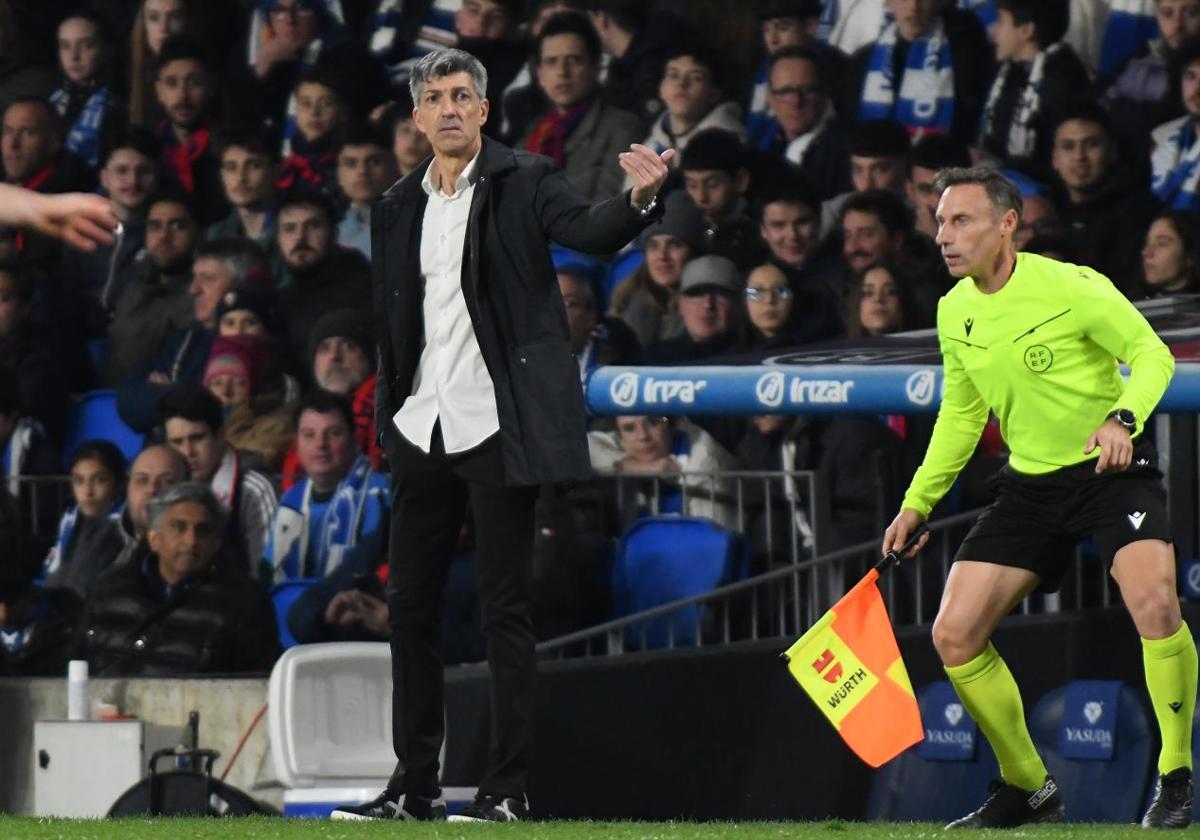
[332,47,670,824]
[75,481,280,677]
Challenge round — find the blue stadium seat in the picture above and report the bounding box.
[1029,681,1155,822]
[611,516,747,649]
[62,390,144,468]
[866,680,1000,822]
[270,578,321,650]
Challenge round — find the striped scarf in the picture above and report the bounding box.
[50,84,111,169]
[1151,115,1200,210]
[524,100,591,166]
[979,43,1063,161]
[859,17,954,138]
[369,0,459,87]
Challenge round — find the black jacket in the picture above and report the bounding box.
[1051,164,1161,295]
[373,138,654,486]
[77,554,281,676]
[279,246,373,374]
[0,588,82,677]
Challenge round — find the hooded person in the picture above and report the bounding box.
[204,333,296,471]
[608,190,708,346]
[278,308,381,488]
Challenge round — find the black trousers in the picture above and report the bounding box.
[385,422,538,799]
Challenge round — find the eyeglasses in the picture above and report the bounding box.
[745,286,793,302]
[769,85,821,100]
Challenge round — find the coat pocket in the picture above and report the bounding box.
[510,339,586,441]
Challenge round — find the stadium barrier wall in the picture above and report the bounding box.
[0,676,275,815]
[445,602,1200,820]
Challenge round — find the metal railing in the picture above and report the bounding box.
[536,508,1117,659]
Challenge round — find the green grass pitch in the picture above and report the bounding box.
[0,819,1167,839]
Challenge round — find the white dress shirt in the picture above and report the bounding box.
[392,151,501,455]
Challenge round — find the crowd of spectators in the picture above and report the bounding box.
[3,0,1200,678]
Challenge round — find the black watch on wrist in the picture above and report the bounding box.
[1106,408,1137,432]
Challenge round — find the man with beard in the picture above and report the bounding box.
[154,35,227,227]
[278,309,383,485]
[275,191,372,371]
[106,191,199,383]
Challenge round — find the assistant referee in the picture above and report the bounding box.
[883,167,1194,829]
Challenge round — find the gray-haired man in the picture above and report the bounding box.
[333,47,671,823]
[76,481,280,677]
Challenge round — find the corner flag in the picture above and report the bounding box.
[782,561,924,767]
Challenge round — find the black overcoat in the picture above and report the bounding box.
[372,137,655,486]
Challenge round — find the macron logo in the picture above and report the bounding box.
[1128,511,1147,531]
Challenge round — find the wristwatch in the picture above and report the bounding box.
[636,193,659,218]
[1106,408,1137,432]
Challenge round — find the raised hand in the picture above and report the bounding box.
[619,143,675,212]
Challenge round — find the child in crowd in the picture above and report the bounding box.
[278,68,347,193]
[41,441,128,597]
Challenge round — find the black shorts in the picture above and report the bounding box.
[955,439,1173,592]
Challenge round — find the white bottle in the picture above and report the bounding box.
[67,660,89,721]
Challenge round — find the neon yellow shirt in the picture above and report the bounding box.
[901,252,1175,517]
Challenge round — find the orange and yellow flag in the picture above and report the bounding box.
[782,568,923,767]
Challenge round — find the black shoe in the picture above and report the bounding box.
[1142,768,1193,829]
[447,793,529,822]
[945,776,1064,829]
[330,789,446,821]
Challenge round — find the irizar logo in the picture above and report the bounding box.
[609,372,639,408]
[1128,511,1147,531]
[905,369,937,407]
[608,371,709,409]
[755,371,786,408]
[1083,701,1103,725]
[944,703,964,726]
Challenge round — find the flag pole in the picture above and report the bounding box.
[873,524,929,573]
[780,524,930,665]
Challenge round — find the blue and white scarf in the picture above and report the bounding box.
[1151,115,1200,210]
[3,417,45,497]
[859,17,955,138]
[369,0,459,87]
[979,43,1063,161]
[50,85,111,169]
[41,501,126,578]
[267,454,389,581]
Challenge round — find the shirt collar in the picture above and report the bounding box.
[421,149,482,198]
